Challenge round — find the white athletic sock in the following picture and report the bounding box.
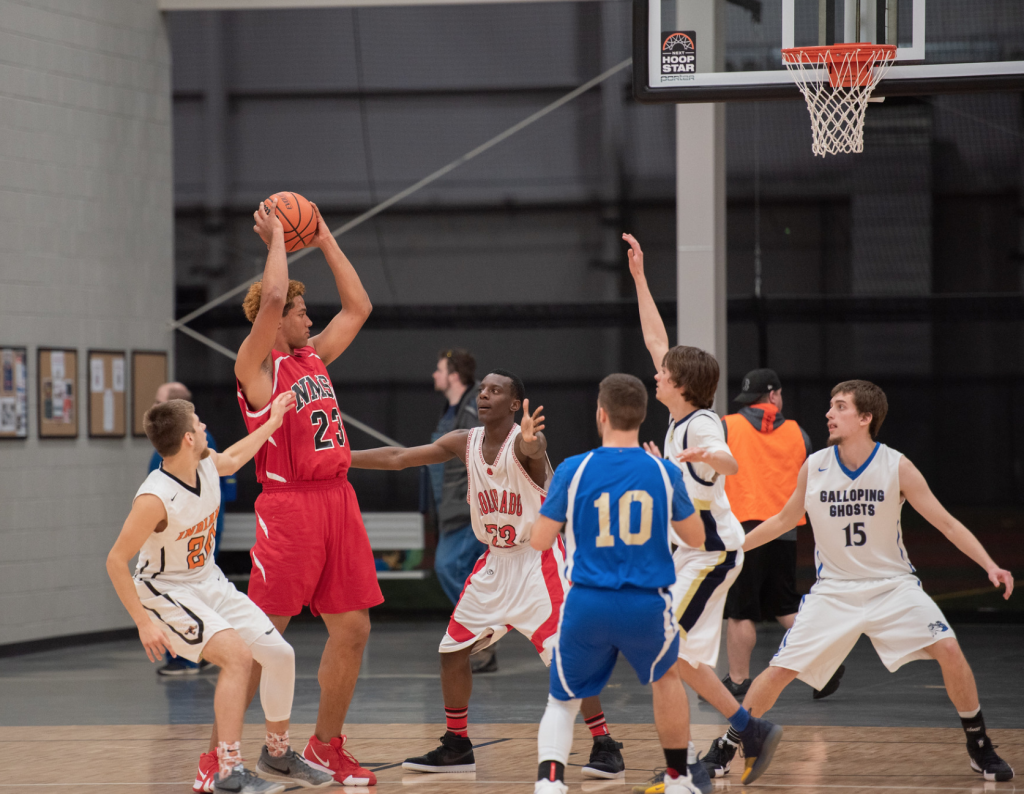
[687,741,697,765]
[537,695,581,765]
[958,706,981,719]
[251,629,296,723]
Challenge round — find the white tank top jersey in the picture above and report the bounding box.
[804,443,915,580]
[465,424,553,552]
[664,409,744,552]
[133,457,222,583]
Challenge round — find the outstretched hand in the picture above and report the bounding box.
[643,441,662,458]
[623,233,644,279]
[676,447,713,465]
[988,567,1014,600]
[520,398,545,443]
[268,391,296,427]
[253,197,283,248]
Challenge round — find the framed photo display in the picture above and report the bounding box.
[38,348,78,438]
[132,351,168,437]
[88,349,127,438]
[0,346,28,439]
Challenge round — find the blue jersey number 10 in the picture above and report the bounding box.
[593,490,654,547]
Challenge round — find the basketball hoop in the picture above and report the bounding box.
[782,43,897,157]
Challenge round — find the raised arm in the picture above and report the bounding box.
[900,457,1013,599]
[235,198,288,409]
[106,495,177,662]
[307,204,372,366]
[624,233,669,372]
[350,429,469,471]
[209,392,295,477]
[515,399,550,488]
[743,461,809,552]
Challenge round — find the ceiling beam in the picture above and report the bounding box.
[160,0,599,9]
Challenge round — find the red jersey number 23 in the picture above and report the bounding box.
[485,523,517,548]
[310,408,346,452]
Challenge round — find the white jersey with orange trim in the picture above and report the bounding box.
[133,457,221,584]
[465,424,553,552]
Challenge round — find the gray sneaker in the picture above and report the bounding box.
[213,765,286,794]
[257,746,336,788]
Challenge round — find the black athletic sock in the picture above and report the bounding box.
[725,726,742,746]
[538,761,565,783]
[961,710,987,742]
[663,748,689,775]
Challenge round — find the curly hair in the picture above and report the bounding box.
[242,279,306,323]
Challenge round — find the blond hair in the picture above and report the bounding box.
[242,279,306,323]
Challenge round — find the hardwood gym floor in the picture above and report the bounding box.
[1,622,1020,792]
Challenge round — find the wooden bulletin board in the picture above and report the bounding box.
[132,351,168,437]
[88,350,127,438]
[38,348,78,438]
[0,346,28,439]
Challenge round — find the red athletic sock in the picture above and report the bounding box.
[445,706,469,737]
[585,711,610,738]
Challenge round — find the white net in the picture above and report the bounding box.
[782,45,897,157]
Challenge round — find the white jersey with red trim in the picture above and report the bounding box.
[133,457,221,584]
[466,424,552,552]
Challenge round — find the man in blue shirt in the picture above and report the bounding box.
[529,374,781,794]
[147,381,236,676]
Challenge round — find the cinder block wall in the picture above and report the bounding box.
[0,0,173,646]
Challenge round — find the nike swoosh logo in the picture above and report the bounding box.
[170,494,177,501]
[818,467,828,472]
[309,747,331,768]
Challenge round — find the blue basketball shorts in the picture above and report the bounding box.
[550,583,679,701]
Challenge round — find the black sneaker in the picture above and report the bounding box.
[698,674,749,703]
[701,737,736,778]
[470,647,498,674]
[581,735,625,779]
[967,735,1014,781]
[402,731,476,773]
[738,717,783,784]
[812,664,845,700]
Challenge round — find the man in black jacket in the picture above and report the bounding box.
[428,350,494,670]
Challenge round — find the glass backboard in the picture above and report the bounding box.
[633,0,1024,103]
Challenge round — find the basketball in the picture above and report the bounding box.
[265,191,317,252]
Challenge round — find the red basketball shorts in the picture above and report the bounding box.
[248,477,383,617]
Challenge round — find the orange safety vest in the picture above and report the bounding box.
[723,406,807,525]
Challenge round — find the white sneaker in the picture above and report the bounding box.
[534,779,568,794]
[663,769,702,794]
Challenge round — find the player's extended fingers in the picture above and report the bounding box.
[522,398,530,416]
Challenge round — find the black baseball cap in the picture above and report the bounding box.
[734,368,782,405]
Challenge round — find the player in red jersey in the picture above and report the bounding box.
[235,197,380,786]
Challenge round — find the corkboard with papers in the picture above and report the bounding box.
[88,350,126,438]
[0,347,28,439]
[38,348,78,438]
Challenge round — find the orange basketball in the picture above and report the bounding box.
[265,191,317,252]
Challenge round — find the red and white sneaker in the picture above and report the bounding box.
[303,734,377,786]
[192,750,218,793]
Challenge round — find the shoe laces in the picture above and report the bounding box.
[973,736,1001,762]
[330,736,363,770]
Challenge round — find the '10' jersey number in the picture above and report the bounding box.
[593,490,654,547]
[311,408,346,452]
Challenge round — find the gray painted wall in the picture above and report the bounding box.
[0,0,173,646]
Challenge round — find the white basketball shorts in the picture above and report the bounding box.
[671,547,744,668]
[771,574,956,690]
[135,567,276,663]
[440,540,567,665]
